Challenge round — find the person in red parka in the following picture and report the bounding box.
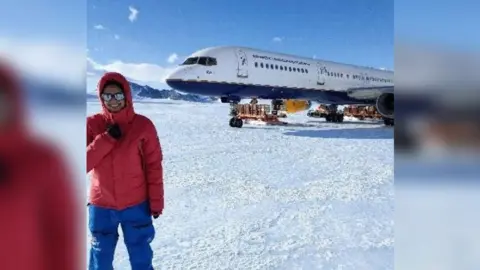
[87,72,164,270]
[0,59,83,270]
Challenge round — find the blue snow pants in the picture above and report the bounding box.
[88,201,155,270]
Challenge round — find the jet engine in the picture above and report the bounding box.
[375,93,394,119]
[282,99,313,113]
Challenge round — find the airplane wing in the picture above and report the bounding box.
[346,86,394,100]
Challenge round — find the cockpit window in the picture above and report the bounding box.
[206,57,217,66]
[181,56,217,66]
[198,57,217,66]
[181,57,199,65]
[198,57,207,66]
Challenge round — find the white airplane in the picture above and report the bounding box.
[166,46,394,127]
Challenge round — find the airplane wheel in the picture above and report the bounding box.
[383,118,394,126]
[337,114,344,123]
[332,114,338,122]
[325,115,332,122]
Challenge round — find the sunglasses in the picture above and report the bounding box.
[101,92,125,102]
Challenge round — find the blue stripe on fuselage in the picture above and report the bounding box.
[166,79,372,104]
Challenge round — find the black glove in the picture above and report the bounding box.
[106,123,122,139]
[152,211,161,219]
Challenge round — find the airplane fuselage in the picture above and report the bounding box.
[166,46,394,105]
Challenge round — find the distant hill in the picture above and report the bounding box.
[88,81,217,103]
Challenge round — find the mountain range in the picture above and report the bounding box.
[87,81,217,103]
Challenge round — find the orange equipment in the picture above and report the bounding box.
[343,105,382,120]
[229,104,287,128]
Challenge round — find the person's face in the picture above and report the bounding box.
[101,84,126,113]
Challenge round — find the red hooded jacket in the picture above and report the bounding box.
[0,60,83,270]
[87,72,164,213]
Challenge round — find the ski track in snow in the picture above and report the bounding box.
[81,100,393,270]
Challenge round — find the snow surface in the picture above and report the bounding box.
[85,99,394,270]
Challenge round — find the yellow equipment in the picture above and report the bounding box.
[283,99,312,113]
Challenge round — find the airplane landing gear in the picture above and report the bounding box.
[325,113,344,123]
[324,105,344,123]
[383,118,394,126]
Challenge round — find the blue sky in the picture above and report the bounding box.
[3,0,480,90]
[2,0,85,43]
[86,0,393,89]
[88,0,393,66]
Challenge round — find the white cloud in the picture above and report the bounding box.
[128,6,139,22]
[272,37,284,43]
[0,38,85,87]
[87,57,175,87]
[94,24,106,30]
[114,34,120,40]
[167,53,178,63]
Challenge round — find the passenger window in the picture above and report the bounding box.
[260,63,264,68]
[289,67,292,72]
[280,66,283,71]
[255,62,258,68]
[275,65,278,69]
[293,67,296,72]
[305,69,308,73]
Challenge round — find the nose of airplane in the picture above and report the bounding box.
[165,68,188,91]
[165,68,182,87]
[165,68,181,81]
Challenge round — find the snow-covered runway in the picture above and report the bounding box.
[87,100,394,270]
